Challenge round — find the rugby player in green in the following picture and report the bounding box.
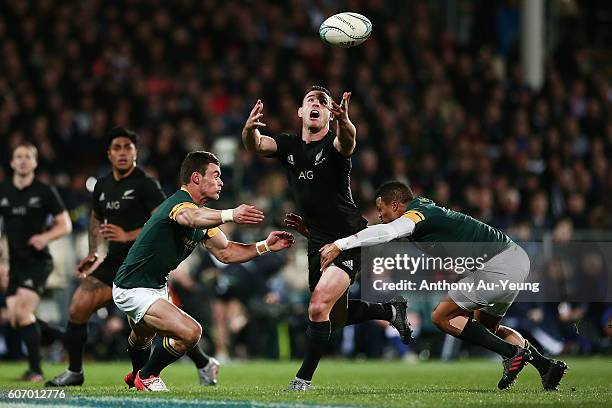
[112,151,295,391]
[320,181,567,391]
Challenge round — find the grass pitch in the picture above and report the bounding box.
[0,358,610,407]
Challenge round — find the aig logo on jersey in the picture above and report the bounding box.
[106,201,120,210]
[298,171,314,180]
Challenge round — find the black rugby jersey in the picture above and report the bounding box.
[269,131,367,249]
[92,167,166,258]
[0,179,66,260]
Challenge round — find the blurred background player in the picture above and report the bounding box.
[242,87,412,390]
[113,151,294,391]
[320,181,568,391]
[46,128,219,387]
[0,142,72,381]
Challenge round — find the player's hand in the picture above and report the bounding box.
[28,234,49,251]
[100,223,130,243]
[76,252,100,278]
[244,99,267,131]
[232,204,265,224]
[326,92,351,123]
[284,213,309,237]
[319,243,341,271]
[266,231,295,252]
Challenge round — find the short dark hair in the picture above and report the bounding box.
[106,127,138,149]
[12,142,38,160]
[179,151,220,184]
[375,181,414,204]
[305,85,332,99]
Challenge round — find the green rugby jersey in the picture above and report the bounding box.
[402,197,511,258]
[114,188,220,289]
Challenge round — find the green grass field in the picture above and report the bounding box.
[0,358,610,407]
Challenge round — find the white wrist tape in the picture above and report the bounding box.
[221,209,234,223]
[256,240,270,255]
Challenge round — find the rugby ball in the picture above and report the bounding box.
[319,12,372,48]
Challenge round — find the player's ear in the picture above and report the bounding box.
[191,171,200,185]
[297,107,303,118]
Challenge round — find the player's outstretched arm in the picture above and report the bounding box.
[175,204,264,229]
[319,216,416,271]
[205,230,295,264]
[329,92,357,156]
[242,99,278,155]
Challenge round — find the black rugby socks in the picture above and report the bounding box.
[65,322,87,372]
[296,320,331,381]
[19,323,43,374]
[127,334,152,378]
[459,319,518,358]
[140,337,184,378]
[346,299,393,325]
[186,344,210,369]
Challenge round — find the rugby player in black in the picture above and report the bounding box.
[45,128,218,387]
[0,142,72,381]
[242,87,412,390]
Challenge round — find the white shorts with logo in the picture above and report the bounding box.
[112,284,169,323]
[448,243,530,317]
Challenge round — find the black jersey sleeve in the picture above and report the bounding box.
[45,185,67,216]
[141,177,166,213]
[266,133,292,159]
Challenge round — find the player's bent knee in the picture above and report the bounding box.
[430,310,446,330]
[69,299,93,324]
[308,300,331,321]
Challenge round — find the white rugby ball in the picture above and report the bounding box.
[319,12,372,48]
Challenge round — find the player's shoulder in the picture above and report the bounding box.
[132,167,161,186]
[31,178,56,193]
[403,197,438,223]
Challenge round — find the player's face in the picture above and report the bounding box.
[376,197,402,224]
[10,146,37,177]
[299,91,332,131]
[107,137,137,173]
[198,163,223,201]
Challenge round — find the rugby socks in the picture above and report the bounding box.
[65,322,87,372]
[346,299,393,325]
[526,340,552,375]
[140,337,183,378]
[37,318,64,346]
[127,334,152,378]
[296,320,331,381]
[459,319,518,358]
[186,344,210,369]
[19,323,42,374]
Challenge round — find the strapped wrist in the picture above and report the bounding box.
[221,209,234,223]
[256,240,270,255]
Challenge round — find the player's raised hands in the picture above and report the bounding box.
[326,92,351,122]
[244,99,267,131]
[265,231,296,252]
[319,242,341,271]
[233,204,265,224]
[284,212,309,237]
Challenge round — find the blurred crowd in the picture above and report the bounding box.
[0,0,610,363]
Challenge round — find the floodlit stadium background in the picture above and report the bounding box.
[0,0,610,363]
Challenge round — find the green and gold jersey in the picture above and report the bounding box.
[114,188,220,289]
[403,197,511,258]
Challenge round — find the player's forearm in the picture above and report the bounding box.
[213,241,258,264]
[42,212,72,242]
[175,207,229,229]
[242,126,262,152]
[336,119,356,152]
[88,214,103,254]
[335,217,415,251]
